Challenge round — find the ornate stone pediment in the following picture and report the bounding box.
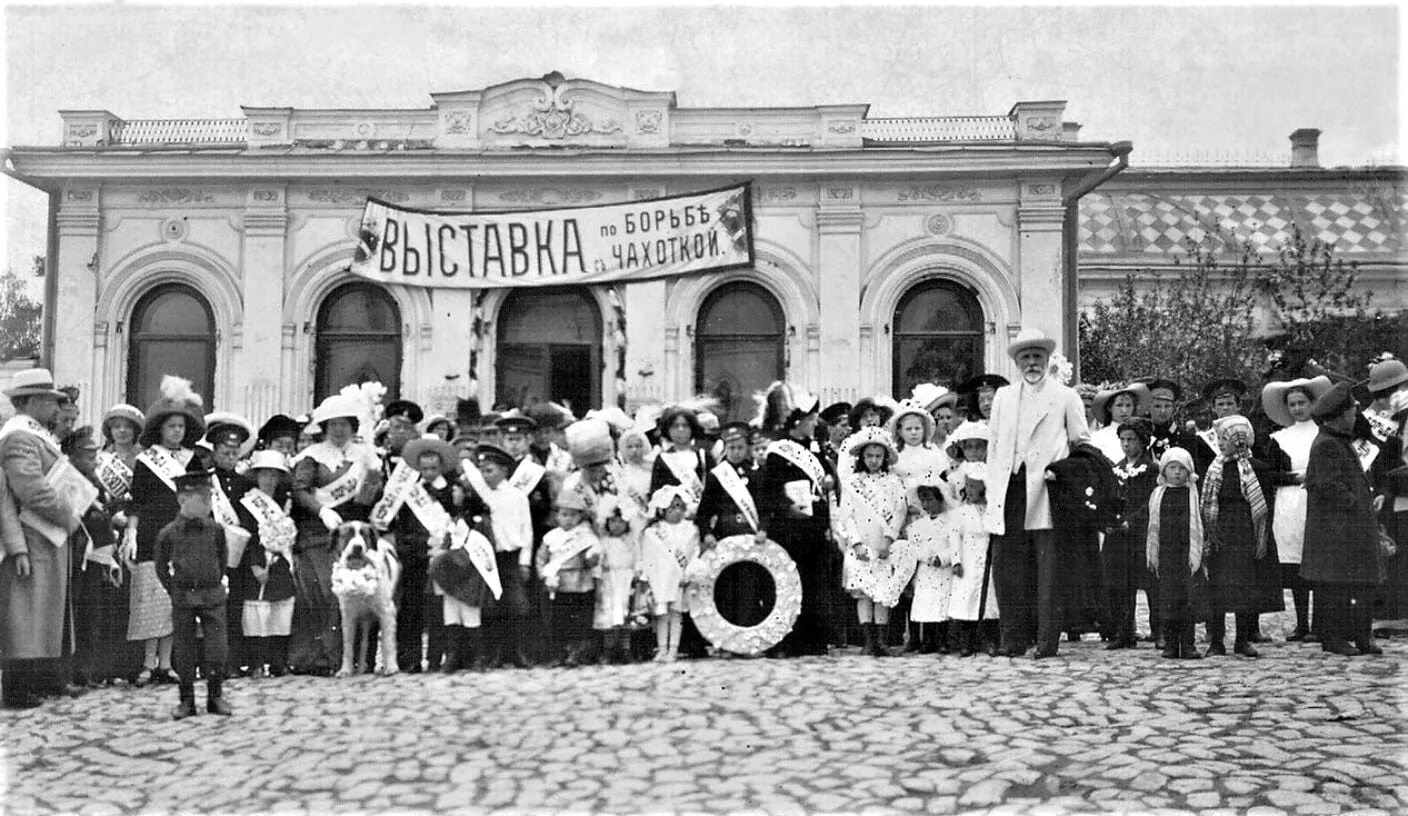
[434,72,674,149]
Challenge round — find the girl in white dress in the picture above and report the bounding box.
[1262,376,1332,641]
[889,400,952,516]
[638,485,700,662]
[836,426,913,657]
[907,482,954,653]
[592,495,641,663]
[948,462,1001,657]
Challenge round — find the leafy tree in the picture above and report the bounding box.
[0,256,43,361]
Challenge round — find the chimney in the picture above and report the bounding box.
[1289,128,1321,168]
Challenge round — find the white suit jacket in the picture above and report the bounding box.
[983,379,1091,535]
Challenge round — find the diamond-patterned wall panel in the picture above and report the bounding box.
[1080,189,1402,258]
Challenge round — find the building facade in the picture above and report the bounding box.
[7,73,1128,426]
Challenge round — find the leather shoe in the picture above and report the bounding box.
[1206,642,1227,656]
[1322,640,1360,656]
[1233,641,1259,658]
[1355,640,1384,656]
[1286,629,1309,642]
[206,697,233,716]
[1032,648,1058,660]
[172,701,198,720]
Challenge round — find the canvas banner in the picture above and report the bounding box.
[351,183,753,288]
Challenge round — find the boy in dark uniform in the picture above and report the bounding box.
[497,413,555,664]
[697,422,773,628]
[1144,378,1197,464]
[155,470,232,719]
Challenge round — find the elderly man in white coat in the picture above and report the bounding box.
[985,329,1091,659]
[0,369,83,708]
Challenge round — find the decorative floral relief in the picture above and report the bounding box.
[66,190,94,202]
[489,81,622,140]
[827,120,857,134]
[252,190,280,202]
[68,124,97,138]
[307,188,410,204]
[826,187,855,200]
[440,189,467,202]
[897,185,980,202]
[635,110,662,135]
[251,123,283,137]
[925,213,951,236]
[443,110,473,135]
[497,188,602,204]
[139,189,215,204]
[758,187,798,203]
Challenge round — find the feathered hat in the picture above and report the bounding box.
[564,418,615,468]
[755,381,819,434]
[140,375,206,448]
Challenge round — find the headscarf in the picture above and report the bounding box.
[1200,415,1269,557]
[1146,447,1205,576]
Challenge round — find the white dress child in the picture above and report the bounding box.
[948,501,1000,622]
[638,520,700,614]
[907,511,955,623]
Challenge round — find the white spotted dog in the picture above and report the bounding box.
[330,521,402,677]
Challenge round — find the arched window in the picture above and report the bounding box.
[126,284,216,409]
[497,289,601,414]
[695,282,785,423]
[892,279,984,395]
[315,282,402,402]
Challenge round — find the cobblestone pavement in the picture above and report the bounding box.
[3,609,1405,816]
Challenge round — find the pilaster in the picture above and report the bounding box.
[1015,180,1069,363]
[54,187,101,425]
[240,185,287,418]
[815,194,863,399]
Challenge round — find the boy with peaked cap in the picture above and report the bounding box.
[696,422,772,629]
[818,402,853,468]
[462,442,535,668]
[155,470,232,719]
[381,400,425,470]
[204,418,259,676]
[958,374,1010,422]
[1143,378,1197,463]
[1194,379,1248,474]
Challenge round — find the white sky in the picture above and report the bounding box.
[1,2,1401,278]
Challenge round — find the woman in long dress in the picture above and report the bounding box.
[287,393,385,674]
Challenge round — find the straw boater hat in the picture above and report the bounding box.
[1006,328,1057,361]
[139,375,206,448]
[1092,382,1152,426]
[402,434,460,473]
[1261,376,1334,428]
[4,368,66,400]
[101,404,146,442]
[847,425,899,468]
[204,411,257,458]
[247,449,290,474]
[888,398,936,442]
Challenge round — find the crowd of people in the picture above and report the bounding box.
[0,327,1404,718]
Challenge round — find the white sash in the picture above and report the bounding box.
[767,439,827,491]
[661,448,706,500]
[509,457,547,494]
[1366,410,1396,444]
[137,445,189,494]
[710,461,758,532]
[403,479,453,541]
[95,451,133,498]
[210,473,242,529]
[315,461,366,510]
[241,488,296,563]
[370,461,418,530]
[542,532,596,583]
[453,522,502,601]
[1196,428,1220,458]
[1351,438,1380,472]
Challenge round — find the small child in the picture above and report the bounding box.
[429,518,497,673]
[464,443,534,670]
[241,450,297,678]
[154,470,231,719]
[1146,447,1207,660]
[638,485,701,662]
[593,495,640,664]
[906,482,953,653]
[948,461,1001,657]
[836,427,912,657]
[537,490,601,667]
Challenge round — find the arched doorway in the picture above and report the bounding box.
[892,278,984,395]
[315,282,403,401]
[126,283,217,409]
[496,288,601,414]
[694,281,785,422]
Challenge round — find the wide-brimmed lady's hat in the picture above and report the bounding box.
[1367,359,1408,395]
[310,394,363,430]
[910,383,959,413]
[247,449,290,474]
[1093,382,1151,426]
[1261,376,1333,428]
[257,414,303,446]
[140,375,206,448]
[204,411,257,458]
[946,420,991,447]
[4,368,66,400]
